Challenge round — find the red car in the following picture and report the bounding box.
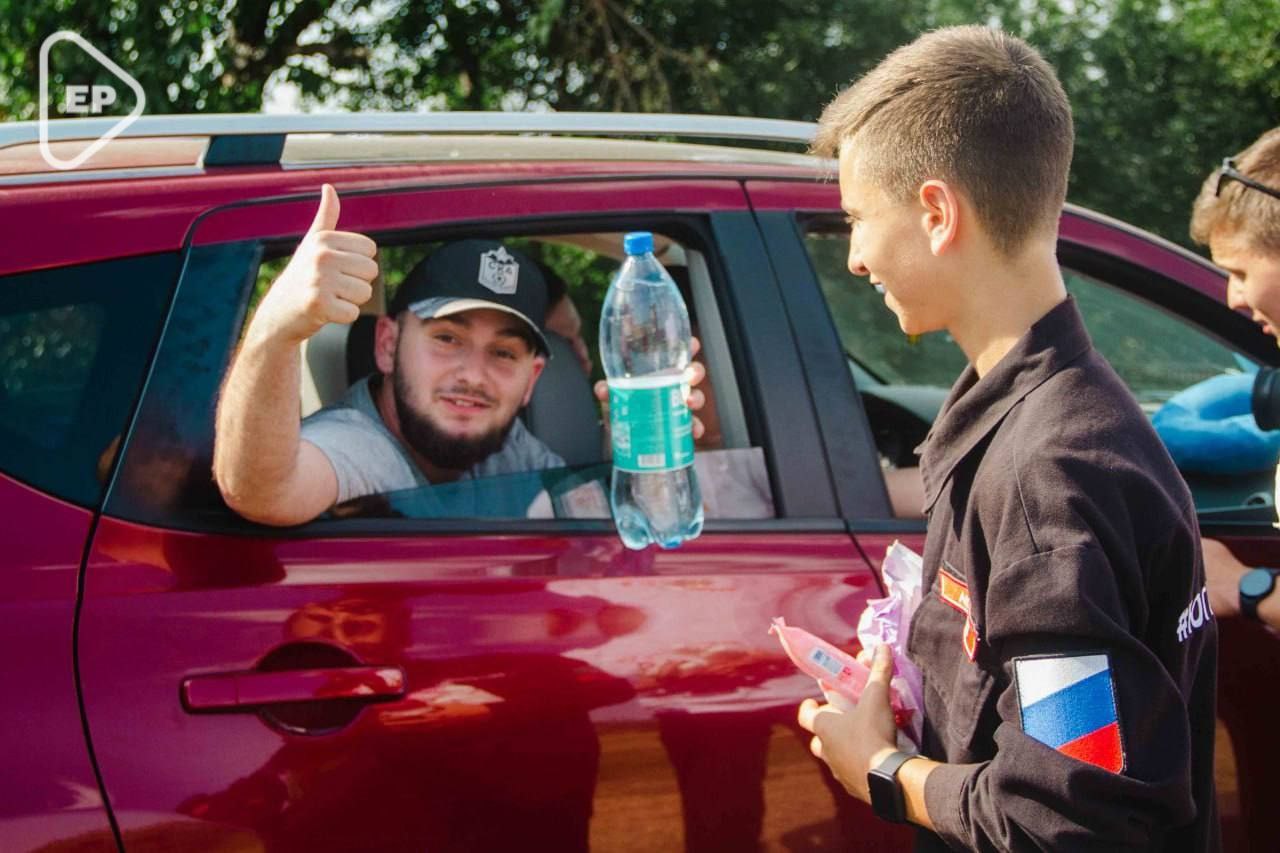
[1,113,1275,851]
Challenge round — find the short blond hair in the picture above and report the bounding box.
[1190,127,1280,254]
[812,26,1073,256]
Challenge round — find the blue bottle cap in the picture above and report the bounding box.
[623,231,654,256]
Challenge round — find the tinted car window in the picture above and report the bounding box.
[1064,267,1247,412]
[0,253,176,505]
[1,303,104,446]
[107,242,262,527]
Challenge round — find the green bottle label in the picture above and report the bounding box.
[608,375,695,473]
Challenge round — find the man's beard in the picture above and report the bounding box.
[391,367,515,473]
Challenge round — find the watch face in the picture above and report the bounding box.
[1241,569,1276,598]
[867,768,901,821]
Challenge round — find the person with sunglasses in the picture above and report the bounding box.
[1188,127,1280,629]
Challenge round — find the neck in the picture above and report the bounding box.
[373,374,466,484]
[947,242,1067,377]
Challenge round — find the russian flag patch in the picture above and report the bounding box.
[1014,653,1125,774]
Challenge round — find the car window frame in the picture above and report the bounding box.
[753,210,895,523]
[1056,240,1278,366]
[1057,240,1280,530]
[105,178,850,536]
[786,207,1280,532]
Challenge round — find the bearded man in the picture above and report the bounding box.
[213,186,563,525]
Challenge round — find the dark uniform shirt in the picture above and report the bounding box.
[909,298,1219,852]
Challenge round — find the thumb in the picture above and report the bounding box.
[309,183,340,234]
[867,643,895,685]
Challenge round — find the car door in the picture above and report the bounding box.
[747,177,1280,853]
[746,179,928,565]
[76,176,902,851]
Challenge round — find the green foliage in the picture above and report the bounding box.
[1001,0,1280,249]
[3,0,1276,248]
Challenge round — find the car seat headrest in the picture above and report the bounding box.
[522,331,604,467]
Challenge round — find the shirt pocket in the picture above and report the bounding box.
[909,568,997,755]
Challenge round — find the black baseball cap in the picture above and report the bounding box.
[389,239,551,356]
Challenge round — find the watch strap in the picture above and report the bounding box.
[875,749,917,779]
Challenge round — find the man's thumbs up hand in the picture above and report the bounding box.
[249,183,380,347]
[309,182,342,234]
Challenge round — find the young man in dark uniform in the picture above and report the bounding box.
[797,26,1219,851]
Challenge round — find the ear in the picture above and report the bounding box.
[374,314,399,374]
[918,180,961,256]
[521,355,548,406]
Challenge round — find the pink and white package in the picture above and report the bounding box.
[769,540,926,748]
[769,617,915,734]
[856,540,925,744]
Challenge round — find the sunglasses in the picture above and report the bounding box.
[1216,157,1280,202]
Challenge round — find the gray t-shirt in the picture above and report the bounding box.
[301,375,565,506]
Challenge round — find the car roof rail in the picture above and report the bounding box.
[0,112,819,169]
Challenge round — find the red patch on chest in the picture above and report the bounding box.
[938,566,979,661]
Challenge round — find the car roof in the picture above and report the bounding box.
[0,111,824,183]
[0,111,1224,298]
[0,112,831,275]
[0,135,826,182]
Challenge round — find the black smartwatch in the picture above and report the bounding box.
[1240,568,1279,621]
[868,750,918,824]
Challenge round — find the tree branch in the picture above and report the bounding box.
[591,0,637,111]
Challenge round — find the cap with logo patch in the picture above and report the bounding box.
[388,239,551,356]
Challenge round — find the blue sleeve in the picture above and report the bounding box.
[1152,373,1280,474]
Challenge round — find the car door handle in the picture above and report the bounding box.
[182,665,406,712]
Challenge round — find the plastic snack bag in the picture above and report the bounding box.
[856,540,925,743]
[770,540,926,747]
[769,617,917,749]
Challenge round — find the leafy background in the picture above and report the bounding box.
[3,1,1277,506]
[3,0,1276,250]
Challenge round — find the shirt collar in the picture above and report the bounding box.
[918,296,1094,514]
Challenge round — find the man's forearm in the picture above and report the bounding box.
[1202,538,1280,628]
[899,754,939,831]
[213,333,304,510]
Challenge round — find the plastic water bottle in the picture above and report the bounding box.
[600,232,703,549]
